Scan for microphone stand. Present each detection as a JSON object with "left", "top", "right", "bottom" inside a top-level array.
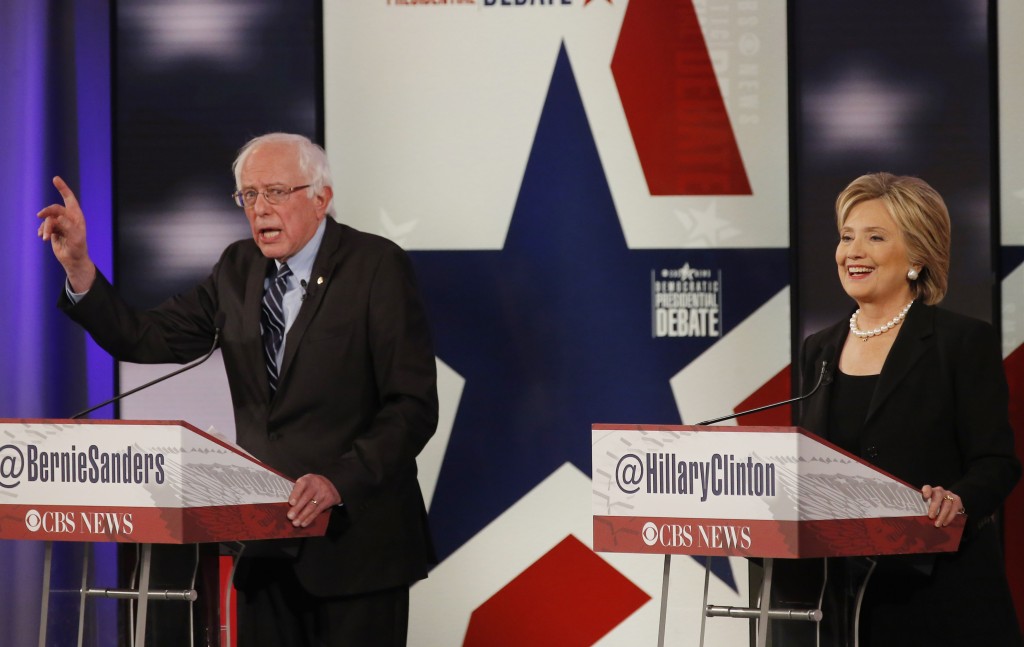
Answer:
[
  {"left": 71, "top": 324, "right": 223, "bottom": 419},
  {"left": 59, "top": 318, "right": 223, "bottom": 647},
  {"left": 683, "top": 356, "right": 833, "bottom": 647},
  {"left": 696, "top": 359, "right": 831, "bottom": 426}
]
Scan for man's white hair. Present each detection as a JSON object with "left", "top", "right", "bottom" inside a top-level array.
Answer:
[{"left": 232, "top": 132, "right": 335, "bottom": 216}]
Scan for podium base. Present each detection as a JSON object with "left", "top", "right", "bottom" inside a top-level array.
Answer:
[
  {"left": 655, "top": 555, "right": 838, "bottom": 647},
  {"left": 37, "top": 542, "right": 220, "bottom": 647}
]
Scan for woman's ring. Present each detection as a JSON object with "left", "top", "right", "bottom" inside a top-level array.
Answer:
[
  {"left": 310, "top": 499, "right": 318, "bottom": 506},
  {"left": 942, "top": 494, "right": 955, "bottom": 502}
]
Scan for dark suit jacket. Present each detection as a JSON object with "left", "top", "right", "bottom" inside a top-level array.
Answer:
[
  {"left": 789, "top": 303, "right": 1022, "bottom": 645},
  {"left": 61, "top": 218, "right": 439, "bottom": 597},
  {"left": 798, "top": 303, "right": 1019, "bottom": 523}
]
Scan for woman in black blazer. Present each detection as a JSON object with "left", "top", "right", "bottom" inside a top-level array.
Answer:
[{"left": 779, "top": 173, "right": 1021, "bottom": 646}]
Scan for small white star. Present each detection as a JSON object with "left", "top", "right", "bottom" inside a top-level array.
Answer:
[
  {"left": 379, "top": 207, "right": 418, "bottom": 246},
  {"left": 674, "top": 201, "right": 742, "bottom": 246}
]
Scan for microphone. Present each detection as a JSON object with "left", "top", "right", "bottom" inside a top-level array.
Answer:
[
  {"left": 300, "top": 277, "right": 321, "bottom": 301},
  {"left": 696, "top": 346, "right": 834, "bottom": 426},
  {"left": 71, "top": 312, "right": 227, "bottom": 419}
]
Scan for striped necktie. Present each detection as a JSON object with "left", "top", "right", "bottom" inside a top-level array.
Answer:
[{"left": 261, "top": 263, "right": 292, "bottom": 395}]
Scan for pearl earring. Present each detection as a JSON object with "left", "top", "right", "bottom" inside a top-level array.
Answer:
[{"left": 907, "top": 268, "right": 919, "bottom": 281}]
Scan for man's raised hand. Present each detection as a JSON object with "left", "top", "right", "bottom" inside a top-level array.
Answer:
[{"left": 37, "top": 176, "right": 96, "bottom": 293}]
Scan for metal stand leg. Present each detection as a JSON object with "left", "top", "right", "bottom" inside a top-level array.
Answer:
[
  {"left": 224, "top": 542, "right": 246, "bottom": 647},
  {"left": 816, "top": 559, "right": 829, "bottom": 647},
  {"left": 188, "top": 544, "right": 199, "bottom": 647},
  {"left": 77, "top": 546, "right": 91, "bottom": 647},
  {"left": 705, "top": 557, "right": 822, "bottom": 645},
  {"left": 32, "top": 542, "right": 197, "bottom": 647},
  {"left": 657, "top": 554, "right": 671, "bottom": 647},
  {"left": 39, "top": 542, "right": 53, "bottom": 647},
  {"left": 134, "top": 543, "right": 152, "bottom": 647},
  {"left": 698, "top": 556, "right": 711, "bottom": 647},
  {"left": 755, "top": 558, "right": 774, "bottom": 647},
  {"left": 128, "top": 545, "right": 139, "bottom": 647},
  {"left": 852, "top": 558, "right": 876, "bottom": 647},
  {"left": 78, "top": 543, "right": 196, "bottom": 647}
]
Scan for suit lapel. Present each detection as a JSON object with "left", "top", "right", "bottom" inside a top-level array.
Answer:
[
  {"left": 278, "top": 219, "right": 345, "bottom": 385},
  {"left": 866, "top": 303, "right": 934, "bottom": 423}
]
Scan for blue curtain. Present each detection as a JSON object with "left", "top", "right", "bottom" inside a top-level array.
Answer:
[{"left": 0, "top": 0, "right": 115, "bottom": 644}]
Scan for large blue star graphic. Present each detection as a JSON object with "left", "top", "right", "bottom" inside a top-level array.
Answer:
[{"left": 410, "top": 45, "right": 789, "bottom": 586}]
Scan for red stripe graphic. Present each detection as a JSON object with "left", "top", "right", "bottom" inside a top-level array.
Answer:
[
  {"left": 0, "top": 503, "right": 325, "bottom": 544},
  {"left": 1003, "top": 345, "right": 1024, "bottom": 630},
  {"left": 594, "top": 515, "right": 963, "bottom": 559},
  {"left": 464, "top": 535, "right": 649, "bottom": 647},
  {"left": 611, "top": 0, "right": 752, "bottom": 196},
  {"left": 735, "top": 364, "right": 793, "bottom": 427}
]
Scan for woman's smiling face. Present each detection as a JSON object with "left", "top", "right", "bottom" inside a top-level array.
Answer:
[{"left": 835, "top": 198, "right": 916, "bottom": 310}]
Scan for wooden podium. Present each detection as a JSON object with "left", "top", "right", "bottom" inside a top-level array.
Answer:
[
  {"left": 0, "top": 418, "right": 328, "bottom": 647},
  {"left": 591, "top": 424, "right": 965, "bottom": 647}
]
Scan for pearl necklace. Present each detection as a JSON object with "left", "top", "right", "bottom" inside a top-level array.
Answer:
[{"left": 849, "top": 300, "right": 914, "bottom": 341}]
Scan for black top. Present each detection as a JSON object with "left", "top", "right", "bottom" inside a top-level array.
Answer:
[{"left": 827, "top": 370, "right": 878, "bottom": 454}]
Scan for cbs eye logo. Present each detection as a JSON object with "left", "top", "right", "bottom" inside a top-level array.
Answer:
[
  {"left": 641, "top": 522, "right": 659, "bottom": 546},
  {"left": 25, "top": 509, "right": 42, "bottom": 532}
]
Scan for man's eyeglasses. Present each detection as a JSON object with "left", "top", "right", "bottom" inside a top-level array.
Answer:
[{"left": 232, "top": 185, "right": 311, "bottom": 208}]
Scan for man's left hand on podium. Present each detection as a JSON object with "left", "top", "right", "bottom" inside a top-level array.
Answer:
[{"left": 287, "top": 474, "right": 342, "bottom": 528}]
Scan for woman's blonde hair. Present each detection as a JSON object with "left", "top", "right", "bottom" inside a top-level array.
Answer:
[{"left": 835, "top": 172, "right": 951, "bottom": 305}]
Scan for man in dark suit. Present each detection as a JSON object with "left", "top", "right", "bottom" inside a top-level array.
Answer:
[{"left": 37, "top": 132, "right": 439, "bottom": 646}]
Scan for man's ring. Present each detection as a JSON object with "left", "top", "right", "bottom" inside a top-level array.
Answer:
[
  {"left": 943, "top": 494, "right": 955, "bottom": 502},
  {"left": 310, "top": 499, "right": 318, "bottom": 506}
]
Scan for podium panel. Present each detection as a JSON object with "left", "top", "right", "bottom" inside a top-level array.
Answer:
[
  {"left": 592, "top": 424, "right": 963, "bottom": 559},
  {"left": 0, "top": 418, "right": 327, "bottom": 647},
  {"left": 0, "top": 418, "right": 327, "bottom": 543},
  {"left": 592, "top": 424, "right": 968, "bottom": 647}
]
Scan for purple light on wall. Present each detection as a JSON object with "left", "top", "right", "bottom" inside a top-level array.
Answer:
[
  {"left": 0, "top": 1, "right": 116, "bottom": 645},
  {"left": 74, "top": 0, "right": 115, "bottom": 417},
  {"left": 1, "top": 2, "right": 51, "bottom": 418}
]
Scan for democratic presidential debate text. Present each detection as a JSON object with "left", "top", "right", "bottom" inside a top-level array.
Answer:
[{"left": 652, "top": 264, "right": 723, "bottom": 338}]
